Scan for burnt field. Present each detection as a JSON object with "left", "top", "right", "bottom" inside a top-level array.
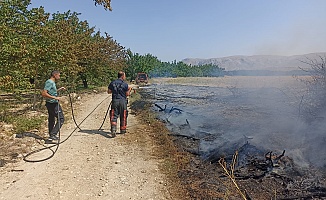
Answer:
[{"left": 142, "top": 76, "right": 326, "bottom": 199}]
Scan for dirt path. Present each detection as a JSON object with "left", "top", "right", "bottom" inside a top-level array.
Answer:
[{"left": 0, "top": 92, "right": 171, "bottom": 200}]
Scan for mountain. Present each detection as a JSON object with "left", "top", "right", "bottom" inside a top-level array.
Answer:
[{"left": 182, "top": 52, "right": 326, "bottom": 71}]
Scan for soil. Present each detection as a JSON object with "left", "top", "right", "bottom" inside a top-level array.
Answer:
[
  {"left": 149, "top": 77, "right": 326, "bottom": 200},
  {"left": 0, "top": 90, "right": 186, "bottom": 200},
  {"left": 1, "top": 77, "right": 326, "bottom": 200}
]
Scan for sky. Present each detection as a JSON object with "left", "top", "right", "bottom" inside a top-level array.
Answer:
[{"left": 29, "top": 0, "right": 326, "bottom": 62}]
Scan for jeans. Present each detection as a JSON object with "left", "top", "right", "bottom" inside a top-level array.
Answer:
[{"left": 45, "top": 102, "right": 64, "bottom": 136}]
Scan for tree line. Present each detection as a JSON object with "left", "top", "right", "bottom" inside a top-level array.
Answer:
[
  {"left": 0, "top": 0, "right": 225, "bottom": 94},
  {"left": 126, "top": 51, "right": 225, "bottom": 80},
  {"left": 0, "top": 0, "right": 127, "bottom": 93}
]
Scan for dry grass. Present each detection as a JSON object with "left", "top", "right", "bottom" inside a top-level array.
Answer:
[
  {"left": 0, "top": 88, "right": 107, "bottom": 168},
  {"left": 0, "top": 93, "right": 49, "bottom": 168},
  {"left": 4, "top": 83, "right": 320, "bottom": 199},
  {"left": 132, "top": 77, "right": 326, "bottom": 199},
  {"left": 152, "top": 76, "right": 308, "bottom": 89},
  {"left": 130, "top": 97, "right": 192, "bottom": 199},
  {"left": 1, "top": 88, "right": 203, "bottom": 198},
  {"left": 129, "top": 89, "right": 254, "bottom": 199},
  {"left": 219, "top": 151, "right": 248, "bottom": 200}
]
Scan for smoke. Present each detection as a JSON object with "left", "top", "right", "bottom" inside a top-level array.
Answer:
[
  {"left": 152, "top": 76, "right": 326, "bottom": 168},
  {"left": 253, "top": 15, "right": 326, "bottom": 56}
]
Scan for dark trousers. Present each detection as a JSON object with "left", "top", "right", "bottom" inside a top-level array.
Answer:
[
  {"left": 45, "top": 102, "right": 64, "bottom": 136},
  {"left": 110, "top": 99, "right": 128, "bottom": 131}
]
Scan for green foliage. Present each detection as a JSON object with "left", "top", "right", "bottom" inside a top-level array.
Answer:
[
  {"left": 125, "top": 50, "right": 161, "bottom": 80},
  {"left": 10, "top": 115, "right": 46, "bottom": 134},
  {"left": 0, "top": 0, "right": 127, "bottom": 92},
  {"left": 125, "top": 51, "right": 225, "bottom": 79},
  {"left": 149, "top": 60, "right": 225, "bottom": 78},
  {"left": 94, "top": 0, "right": 112, "bottom": 11},
  {"left": 0, "top": 0, "right": 223, "bottom": 93},
  {"left": 0, "top": 101, "right": 45, "bottom": 134},
  {"left": 0, "top": 0, "right": 129, "bottom": 136},
  {"left": 0, "top": 103, "right": 9, "bottom": 122}
]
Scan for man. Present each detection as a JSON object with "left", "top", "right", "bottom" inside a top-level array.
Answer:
[
  {"left": 41, "top": 70, "right": 66, "bottom": 141},
  {"left": 108, "top": 71, "right": 131, "bottom": 137}
]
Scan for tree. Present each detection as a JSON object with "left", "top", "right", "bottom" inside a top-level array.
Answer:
[
  {"left": 94, "top": 0, "right": 112, "bottom": 11},
  {"left": 150, "top": 61, "right": 175, "bottom": 77},
  {"left": 299, "top": 56, "right": 326, "bottom": 122},
  {"left": 0, "top": 0, "right": 127, "bottom": 93},
  {"left": 125, "top": 51, "right": 160, "bottom": 81},
  {"left": 0, "top": 0, "right": 46, "bottom": 92},
  {"left": 148, "top": 60, "right": 225, "bottom": 78}
]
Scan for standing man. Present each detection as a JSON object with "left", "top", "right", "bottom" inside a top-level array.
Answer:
[
  {"left": 41, "top": 70, "right": 65, "bottom": 141},
  {"left": 108, "top": 71, "right": 131, "bottom": 137}
]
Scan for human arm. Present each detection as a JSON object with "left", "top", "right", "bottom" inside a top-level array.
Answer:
[
  {"left": 108, "top": 81, "right": 113, "bottom": 94},
  {"left": 41, "top": 89, "right": 61, "bottom": 101},
  {"left": 126, "top": 86, "right": 132, "bottom": 96}
]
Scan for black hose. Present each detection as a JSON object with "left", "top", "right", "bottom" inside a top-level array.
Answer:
[
  {"left": 23, "top": 91, "right": 110, "bottom": 163},
  {"left": 23, "top": 101, "right": 62, "bottom": 162},
  {"left": 98, "top": 100, "right": 112, "bottom": 131},
  {"left": 67, "top": 90, "right": 110, "bottom": 131},
  {"left": 68, "top": 92, "right": 82, "bottom": 131}
]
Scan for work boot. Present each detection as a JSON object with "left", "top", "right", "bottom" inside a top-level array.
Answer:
[
  {"left": 49, "top": 134, "right": 59, "bottom": 141},
  {"left": 120, "top": 129, "right": 126, "bottom": 134},
  {"left": 111, "top": 126, "right": 117, "bottom": 138}
]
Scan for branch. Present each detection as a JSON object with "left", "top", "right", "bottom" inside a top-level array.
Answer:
[
  {"left": 218, "top": 152, "right": 248, "bottom": 200},
  {"left": 94, "top": 0, "right": 112, "bottom": 11},
  {"left": 168, "top": 133, "right": 200, "bottom": 140}
]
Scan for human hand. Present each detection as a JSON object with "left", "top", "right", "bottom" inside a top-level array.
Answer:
[{"left": 58, "top": 87, "right": 66, "bottom": 91}]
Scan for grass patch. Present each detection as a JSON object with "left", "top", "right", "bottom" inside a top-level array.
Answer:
[
  {"left": 10, "top": 115, "right": 46, "bottom": 134},
  {"left": 0, "top": 100, "right": 46, "bottom": 136}
]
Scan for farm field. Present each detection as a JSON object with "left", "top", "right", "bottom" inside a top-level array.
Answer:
[{"left": 148, "top": 76, "right": 326, "bottom": 199}]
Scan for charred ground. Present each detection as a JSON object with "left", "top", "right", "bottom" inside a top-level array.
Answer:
[{"left": 140, "top": 77, "right": 326, "bottom": 200}]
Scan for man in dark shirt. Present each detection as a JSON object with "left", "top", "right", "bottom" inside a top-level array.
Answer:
[{"left": 108, "top": 71, "right": 131, "bottom": 137}]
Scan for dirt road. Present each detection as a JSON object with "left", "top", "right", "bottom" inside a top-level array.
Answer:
[{"left": 0, "top": 92, "right": 171, "bottom": 200}]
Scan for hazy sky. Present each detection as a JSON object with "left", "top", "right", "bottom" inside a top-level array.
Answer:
[{"left": 30, "top": 0, "right": 326, "bottom": 62}]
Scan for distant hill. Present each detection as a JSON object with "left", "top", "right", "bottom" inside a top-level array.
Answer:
[{"left": 182, "top": 52, "right": 326, "bottom": 71}]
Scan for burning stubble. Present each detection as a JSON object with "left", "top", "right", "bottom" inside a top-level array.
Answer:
[{"left": 151, "top": 76, "right": 325, "bottom": 168}]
